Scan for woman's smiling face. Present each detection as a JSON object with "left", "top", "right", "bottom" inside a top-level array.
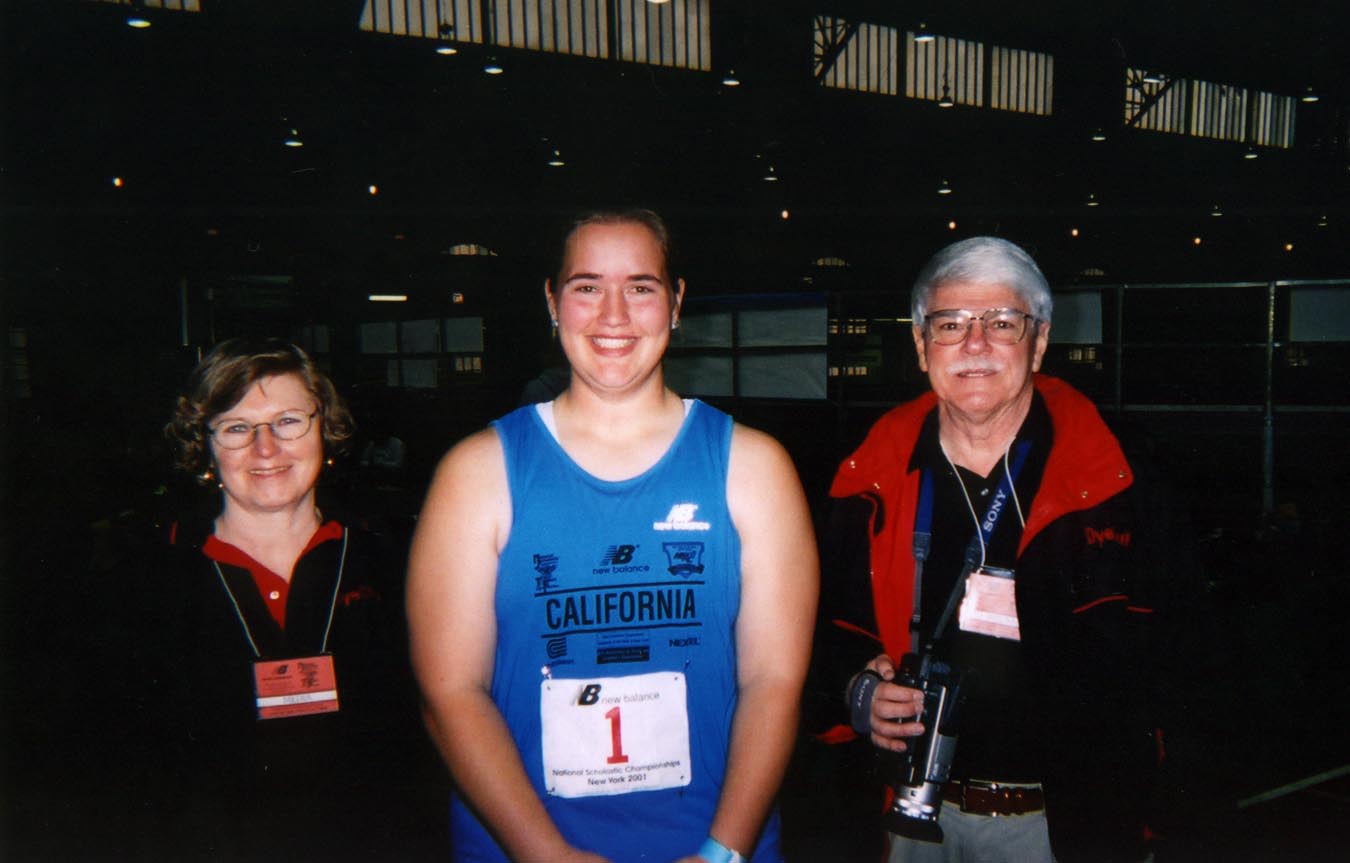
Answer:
[{"left": 548, "top": 220, "right": 683, "bottom": 399}]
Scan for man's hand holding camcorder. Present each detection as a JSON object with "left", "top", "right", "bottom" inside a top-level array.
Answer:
[{"left": 858, "top": 654, "right": 927, "bottom": 753}]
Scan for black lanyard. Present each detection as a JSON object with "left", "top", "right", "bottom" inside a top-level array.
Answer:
[{"left": 910, "top": 441, "right": 1031, "bottom": 653}]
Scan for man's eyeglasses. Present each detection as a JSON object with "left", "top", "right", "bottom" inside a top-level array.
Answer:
[
  {"left": 924, "top": 308, "right": 1037, "bottom": 346},
  {"left": 209, "top": 410, "right": 319, "bottom": 449}
]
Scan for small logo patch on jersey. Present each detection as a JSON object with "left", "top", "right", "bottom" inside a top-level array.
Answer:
[
  {"left": 534, "top": 553, "right": 560, "bottom": 592},
  {"left": 653, "top": 503, "right": 710, "bottom": 531},
  {"left": 663, "top": 542, "right": 706, "bottom": 576},
  {"left": 602, "top": 544, "right": 637, "bottom": 565}
]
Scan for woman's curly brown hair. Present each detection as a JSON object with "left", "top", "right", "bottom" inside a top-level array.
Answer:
[{"left": 165, "top": 338, "right": 355, "bottom": 484}]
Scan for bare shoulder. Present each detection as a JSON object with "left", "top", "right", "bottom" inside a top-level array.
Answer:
[
  {"left": 728, "top": 421, "right": 798, "bottom": 478},
  {"left": 726, "top": 421, "right": 808, "bottom": 525},
  {"left": 419, "top": 427, "right": 506, "bottom": 502},
  {"left": 413, "top": 425, "right": 511, "bottom": 555}
]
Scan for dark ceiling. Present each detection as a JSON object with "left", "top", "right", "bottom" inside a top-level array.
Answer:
[{"left": 3, "top": 0, "right": 1349, "bottom": 307}]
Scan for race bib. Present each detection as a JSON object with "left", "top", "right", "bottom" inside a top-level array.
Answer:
[
  {"left": 540, "top": 671, "right": 691, "bottom": 798},
  {"left": 958, "top": 568, "right": 1021, "bottom": 641}
]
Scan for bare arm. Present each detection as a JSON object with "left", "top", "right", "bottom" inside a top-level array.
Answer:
[
  {"left": 406, "top": 429, "right": 606, "bottom": 863},
  {"left": 687, "top": 425, "right": 819, "bottom": 860}
]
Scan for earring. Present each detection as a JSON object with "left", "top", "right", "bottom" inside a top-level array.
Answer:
[
  {"left": 551, "top": 317, "right": 559, "bottom": 340},
  {"left": 671, "top": 318, "right": 680, "bottom": 331}
]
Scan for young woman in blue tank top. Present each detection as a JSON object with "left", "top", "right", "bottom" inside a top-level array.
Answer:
[{"left": 407, "top": 210, "right": 818, "bottom": 863}]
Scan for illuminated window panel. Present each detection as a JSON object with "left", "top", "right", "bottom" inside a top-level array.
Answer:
[
  {"left": 492, "top": 0, "right": 608, "bottom": 58},
  {"left": 1124, "top": 69, "right": 1188, "bottom": 134},
  {"left": 813, "top": 16, "right": 899, "bottom": 96},
  {"left": 1125, "top": 69, "right": 1296, "bottom": 149},
  {"left": 614, "top": 0, "right": 710, "bottom": 71},
  {"left": 906, "top": 32, "right": 984, "bottom": 108},
  {"left": 94, "top": 0, "right": 200, "bottom": 10},
  {"left": 361, "top": 1, "right": 708, "bottom": 70},
  {"left": 1190, "top": 79, "right": 1248, "bottom": 142},
  {"left": 989, "top": 45, "right": 1053, "bottom": 115},
  {"left": 361, "top": 0, "right": 484, "bottom": 43},
  {"left": 1248, "top": 89, "right": 1296, "bottom": 148}
]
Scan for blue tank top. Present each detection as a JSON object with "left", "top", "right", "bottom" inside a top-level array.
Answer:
[{"left": 449, "top": 400, "right": 783, "bottom": 863}]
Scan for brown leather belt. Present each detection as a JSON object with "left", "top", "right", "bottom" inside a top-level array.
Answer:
[{"left": 942, "top": 780, "right": 1045, "bottom": 816}]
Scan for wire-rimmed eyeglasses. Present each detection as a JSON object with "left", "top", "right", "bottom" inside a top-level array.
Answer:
[
  {"left": 209, "top": 410, "right": 319, "bottom": 449},
  {"left": 924, "top": 308, "right": 1037, "bottom": 346}
]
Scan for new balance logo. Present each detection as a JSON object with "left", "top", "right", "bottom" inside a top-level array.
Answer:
[
  {"left": 601, "top": 545, "right": 637, "bottom": 566},
  {"left": 653, "top": 503, "right": 710, "bottom": 531}
]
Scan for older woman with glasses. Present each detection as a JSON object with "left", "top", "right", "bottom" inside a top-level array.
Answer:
[{"left": 110, "top": 337, "right": 436, "bottom": 860}]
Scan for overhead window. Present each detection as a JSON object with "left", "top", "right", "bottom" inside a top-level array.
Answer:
[
  {"left": 360, "top": 0, "right": 709, "bottom": 70},
  {"left": 813, "top": 16, "right": 1050, "bottom": 115},
  {"left": 92, "top": 0, "right": 201, "bottom": 10},
  {"left": 1125, "top": 68, "right": 1296, "bottom": 148},
  {"left": 906, "top": 31, "right": 984, "bottom": 108},
  {"left": 615, "top": 0, "right": 710, "bottom": 70},
  {"left": 989, "top": 45, "right": 1053, "bottom": 115},
  {"left": 1247, "top": 89, "right": 1296, "bottom": 148},
  {"left": 813, "top": 16, "right": 899, "bottom": 96}
]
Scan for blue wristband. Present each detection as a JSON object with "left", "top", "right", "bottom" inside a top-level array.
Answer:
[{"left": 698, "top": 836, "right": 745, "bottom": 863}]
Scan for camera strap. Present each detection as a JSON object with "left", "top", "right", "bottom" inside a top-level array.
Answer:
[{"left": 911, "top": 441, "right": 1031, "bottom": 653}]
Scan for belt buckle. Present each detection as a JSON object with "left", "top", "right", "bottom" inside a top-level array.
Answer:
[
  {"left": 961, "top": 780, "right": 1018, "bottom": 817},
  {"left": 960, "top": 779, "right": 994, "bottom": 816}
]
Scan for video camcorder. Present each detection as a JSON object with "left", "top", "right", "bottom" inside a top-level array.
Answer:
[{"left": 850, "top": 652, "right": 966, "bottom": 843}]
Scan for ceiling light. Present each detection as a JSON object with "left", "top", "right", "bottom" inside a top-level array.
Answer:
[
  {"left": 1142, "top": 70, "right": 1166, "bottom": 85},
  {"left": 936, "top": 179, "right": 952, "bottom": 195},
  {"left": 722, "top": 68, "right": 740, "bottom": 87},
  {"left": 1193, "top": 236, "right": 1202, "bottom": 246},
  {"left": 780, "top": 210, "right": 790, "bottom": 220},
  {"left": 111, "top": 176, "right": 124, "bottom": 188},
  {"left": 126, "top": 17, "right": 152, "bottom": 29},
  {"left": 283, "top": 129, "right": 303, "bottom": 147},
  {"left": 484, "top": 57, "right": 504, "bottom": 75},
  {"left": 938, "top": 88, "right": 954, "bottom": 108},
  {"left": 1284, "top": 243, "right": 1294, "bottom": 252},
  {"left": 1091, "top": 127, "right": 1107, "bottom": 142},
  {"left": 1210, "top": 204, "right": 1223, "bottom": 217},
  {"left": 1085, "top": 192, "right": 1099, "bottom": 207},
  {"left": 368, "top": 185, "right": 379, "bottom": 196},
  {"left": 1243, "top": 146, "right": 1258, "bottom": 160},
  {"left": 435, "top": 45, "right": 458, "bottom": 56},
  {"left": 1070, "top": 227, "right": 1080, "bottom": 237},
  {"left": 1301, "top": 86, "right": 1319, "bottom": 103},
  {"left": 547, "top": 149, "right": 565, "bottom": 167},
  {"left": 947, "top": 220, "right": 957, "bottom": 230},
  {"left": 914, "top": 23, "right": 935, "bottom": 44},
  {"left": 1317, "top": 214, "right": 1329, "bottom": 228},
  {"left": 368, "top": 294, "right": 408, "bottom": 302},
  {"left": 763, "top": 165, "right": 779, "bottom": 182}
]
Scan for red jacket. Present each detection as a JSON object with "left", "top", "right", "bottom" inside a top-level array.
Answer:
[
  {"left": 829, "top": 374, "right": 1134, "bottom": 661},
  {"left": 821, "top": 375, "right": 1193, "bottom": 862}
]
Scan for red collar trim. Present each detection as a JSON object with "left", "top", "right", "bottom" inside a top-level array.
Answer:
[{"left": 202, "top": 520, "right": 344, "bottom": 629}]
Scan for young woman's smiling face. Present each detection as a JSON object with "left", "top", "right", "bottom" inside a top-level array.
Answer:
[{"left": 548, "top": 221, "right": 683, "bottom": 399}]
